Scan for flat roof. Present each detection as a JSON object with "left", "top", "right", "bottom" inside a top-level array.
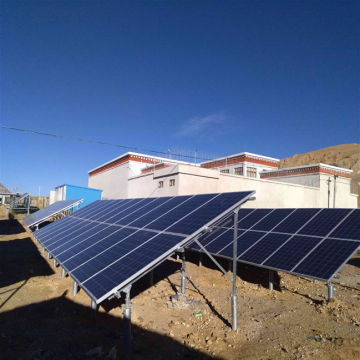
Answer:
[
  {"left": 261, "top": 163, "right": 353, "bottom": 174},
  {"left": 55, "top": 184, "right": 103, "bottom": 192},
  {"left": 200, "top": 151, "right": 280, "bottom": 165},
  {"left": 88, "top": 151, "right": 194, "bottom": 173}
]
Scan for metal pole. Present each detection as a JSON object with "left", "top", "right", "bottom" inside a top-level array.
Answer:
[
  {"left": 269, "top": 270, "right": 274, "bottom": 291},
  {"left": 53, "top": 258, "right": 58, "bottom": 267},
  {"left": 328, "top": 281, "right": 334, "bottom": 300},
  {"left": 150, "top": 270, "right": 154, "bottom": 286},
  {"left": 232, "top": 208, "right": 239, "bottom": 331},
  {"left": 333, "top": 175, "right": 338, "bottom": 208},
  {"left": 123, "top": 288, "right": 132, "bottom": 360},
  {"left": 91, "top": 299, "right": 98, "bottom": 312},
  {"left": 327, "top": 177, "right": 331, "bottom": 208},
  {"left": 47, "top": 252, "right": 51, "bottom": 259},
  {"left": 73, "top": 280, "right": 79, "bottom": 296},
  {"left": 198, "top": 253, "right": 202, "bottom": 267},
  {"left": 181, "top": 252, "right": 186, "bottom": 294},
  {"left": 42, "top": 246, "right": 45, "bottom": 252},
  {"left": 61, "top": 268, "right": 67, "bottom": 277}
]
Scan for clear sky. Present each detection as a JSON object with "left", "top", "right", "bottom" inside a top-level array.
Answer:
[{"left": 0, "top": 1, "right": 359, "bottom": 196}]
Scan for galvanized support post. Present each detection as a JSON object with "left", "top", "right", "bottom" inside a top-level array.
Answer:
[
  {"left": 150, "top": 270, "right": 154, "bottom": 286},
  {"left": 47, "top": 252, "right": 51, "bottom": 259},
  {"left": 73, "top": 280, "right": 79, "bottom": 296},
  {"left": 176, "top": 253, "right": 179, "bottom": 261},
  {"left": 313, "top": 279, "right": 317, "bottom": 284},
  {"left": 198, "top": 253, "right": 202, "bottom": 267},
  {"left": 269, "top": 270, "right": 274, "bottom": 291},
  {"left": 181, "top": 251, "right": 186, "bottom": 294},
  {"left": 328, "top": 281, "right": 334, "bottom": 300},
  {"left": 42, "top": 246, "right": 45, "bottom": 252},
  {"left": 231, "top": 208, "right": 239, "bottom": 331},
  {"left": 61, "top": 268, "right": 67, "bottom": 277},
  {"left": 122, "top": 287, "right": 132, "bottom": 360},
  {"left": 91, "top": 299, "right": 98, "bottom": 312},
  {"left": 53, "top": 258, "right": 58, "bottom": 267}
]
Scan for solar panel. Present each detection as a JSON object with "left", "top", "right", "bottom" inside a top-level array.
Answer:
[
  {"left": 23, "top": 199, "right": 83, "bottom": 228},
  {"left": 32, "top": 191, "right": 254, "bottom": 303},
  {"left": 189, "top": 208, "right": 360, "bottom": 282},
  {"left": 6, "top": 193, "right": 30, "bottom": 209}
]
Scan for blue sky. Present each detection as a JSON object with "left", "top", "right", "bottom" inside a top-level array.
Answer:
[{"left": 0, "top": 1, "right": 359, "bottom": 196}]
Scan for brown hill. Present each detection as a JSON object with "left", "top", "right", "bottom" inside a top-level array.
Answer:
[{"left": 279, "top": 143, "right": 360, "bottom": 182}]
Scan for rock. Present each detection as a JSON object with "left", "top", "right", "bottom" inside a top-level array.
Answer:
[
  {"left": 104, "top": 346, "right": 117, "bottom": 360},
  {"left": 85, "top": 347, "right": 102, "bottom": 357},
  {"left": 137, "top": 317, "right": 144, "bottom": 323}
]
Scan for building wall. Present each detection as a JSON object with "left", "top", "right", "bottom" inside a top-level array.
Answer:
[
  {"left": 88, "top": 162, "right": 358, "bottom": 208},
  {"left": 88, "top": 162, "right": 129, "bottom": 199},
  {"left": 263, "top": 173, "right": 320, "bottom": 187},
  {"left": 65, "top": 185, "right": 102, "bottom": 207}
]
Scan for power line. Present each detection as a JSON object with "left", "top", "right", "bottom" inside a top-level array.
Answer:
[{"left": 0, "top": 125, "right": 209, "bottom": 162}]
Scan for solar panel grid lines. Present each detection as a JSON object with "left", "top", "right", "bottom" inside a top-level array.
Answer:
[
  {"left": 41, "top": 198, "right": 158, "bottom": 249},
  {"left": 327, "top": 210, "right": 360, "bottom": 240},
  {"left": 218, "top": 208, "right": 277, "bottom": 258},
  {"left": 23, "top": 199, "right": 83, "bottom": 228},
  {"left": 289, "top": 208, "right": 356, "bottom": 273},
  {"left": 298, "top": 208, "right": 352, "bottom": 237},
  {"left": 66, "top": 194, "right": 211, "bottom": 279},
  {"left": 37, "top": 201, "right": 116, "bottom": 244},
  {"left": 259, "top": 208, "right": 324, "bottom": 266},
  {"left": 291, "top": 239, "right": 360, "bottom": 281},
  {"left": 32, "top": 191, "right": 255, "bottom": 303},
  {"left": 52, "top": 196, "right": 188, "bottom": 271},
  {"left": 252, "top": 208, "right": 296, "bottom": 232}
]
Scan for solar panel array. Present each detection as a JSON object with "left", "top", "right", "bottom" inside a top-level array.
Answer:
[
  {"left": 23, "top": 199, "right": 83, "bottom": 228},
  {"left": 6, "top": 193, "right": 30, "bottom": 209},
  {"left": 31, "top": 191, "right": 254, "bottom": 303},
  {"left": 189, "top": 208, "right": 360, "bottom": 281}
]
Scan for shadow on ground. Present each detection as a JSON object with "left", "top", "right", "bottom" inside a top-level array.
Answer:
[
  {"left": 0, "top": 219, "right": 26, "bottom": 235},
  {"left": 186, "top": 250, "right": 281, "bottom": 291},
  {"left": 0, "top": 236, "right": 54, "bottom": 289},
  {"left": 0, "top": 291, "right": 223, "bottom": 360},
  {"left": 347, "top": 257, "right": 360, "bottom": 269}
]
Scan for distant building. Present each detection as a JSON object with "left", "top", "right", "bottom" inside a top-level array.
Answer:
[
  {"left": 88, "top": 151, "right": 357, "bottom": 208},
  {"left": 54, "top": 184, "right": 103, "bottom": 207},
  {"left": 0, "top": 182, "right": 15, "bottom": 204}
]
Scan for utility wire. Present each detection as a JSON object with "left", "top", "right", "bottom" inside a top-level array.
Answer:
[{"left": 0, "top": 125, "right": 211, "bottom": 162}]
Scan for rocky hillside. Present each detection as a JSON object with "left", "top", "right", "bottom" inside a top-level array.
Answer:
[{"left": 279, "top": 143, "right": 360, "bottom": 182}]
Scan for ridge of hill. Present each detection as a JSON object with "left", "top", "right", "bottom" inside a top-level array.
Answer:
[{"left": 279, "top": 143, "right": 360, "bottom": 182}]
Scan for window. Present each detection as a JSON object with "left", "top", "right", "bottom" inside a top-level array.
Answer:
[
  {"left": 246, "top": 167, "right": 257, "bottom": 178},
  {"left": 220, "top": 169, "right": 229, "bottom": 174},
  {"left": 234, "top": 167, "right": 243, "bottom": 176},
  {"left": 169, "top": 179, "right": 175, "bottom": 186},
  {"left": 158, "top": 181, "right": 163, "bottom": 188}
]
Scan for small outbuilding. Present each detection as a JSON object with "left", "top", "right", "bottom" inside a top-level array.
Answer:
[{"left": 55, "top": 184, "right": 102, "bottom": 207}]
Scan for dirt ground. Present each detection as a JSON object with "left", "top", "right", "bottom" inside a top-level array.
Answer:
[{"left": 1, "top": 208, "right": 360, "bottom": 360}]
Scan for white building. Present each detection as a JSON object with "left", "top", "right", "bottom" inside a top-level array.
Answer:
[{"left": 88, "top": 151, "right": 358, "bottom": 208}]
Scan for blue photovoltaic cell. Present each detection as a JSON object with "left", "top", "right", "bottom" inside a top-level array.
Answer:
[
  {"left": 219, "top": 230, "right": 265, "bottom": 258},
  {"left": 293, "top": 239, "right": 360, "bottom": 280},
  {"left": 190, "top": 228, "right": 229, "bottom": 251},
  {"left": 237, "top": 209, "right": 273, "bottom": 230},
  {"left": 116, "top": 198, "right": 171, "bottom": 226},
  {"left": 147, "top": 194, "right": 216, "bottom": 232},
  {"left": 252, "top": 209, "right": 294, "bottom": 232},
  {"left": 70, "top": 229, "right": 158, "bottom": 282},
  {"left": 328, "top": 210, "right": 360, "bottom": 241},
  {"left": 129, "top": 196, "right": 192, "bottom": 228},
  {"left": 298, "top": 209, "right": 351, "bottom": 237},
  {"left": 47, "top": 222, "right": 110, "bottom": 253},
  {"left": 23, "top": 199, "right": 82, "bottom": 227},
  {"left": 263, "top": 235, "right": 321, "bottom": 271},
  {"left": 59, "top": 226, "right": 136, "bottom": 265},
  {"left": 239, "top": 233, "right": 290, "bottom": 264},
  {"left": 72, "top": 200, "right": 119, "bottom": 220},
  {"left": 272, "top": 208, "right": 320, "bottom": 234},
  {"left": 41, "top": 219, "right": 92, "bottom": 247},
  {"left": 168, "top": 192, "right": 253, "bottom": 235},
  {"left": 94, "top": 198, "right": 147, "bottom": 223},
  {"left": 82, "top": 233, "right": 184, "bottom": 300},
  {"left": 35, "top": 217, "right": 78, "bottom": 242},
  {"left": 206, "top": 230, "right": 245, "bottom": 254}
]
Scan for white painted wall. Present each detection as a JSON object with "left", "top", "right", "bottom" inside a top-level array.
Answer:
[
  {"left": 49, "top": 190, "right": 56, "bottom": 205},
  {"left": 88, "top": 162, "right": 129, "bottom": 199},
  {"left": 88, "top": 162, "right": 358, "bottom": 208},
  {"left": 264, "top": 174, "right": 320, "bottom": 187}
]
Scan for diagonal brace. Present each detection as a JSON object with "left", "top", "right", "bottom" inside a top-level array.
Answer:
[{"left": 194, "top": 238, "right": 233, "bottom": 282}]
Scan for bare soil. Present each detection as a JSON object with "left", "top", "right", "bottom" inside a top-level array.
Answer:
[{"left": 1, "top": 212, "right": 360, "bottom": 360}]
